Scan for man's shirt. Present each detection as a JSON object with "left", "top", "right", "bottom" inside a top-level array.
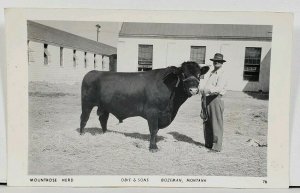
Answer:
[{"left": 203, "top": 66, "right": 227, "bottom": 96}]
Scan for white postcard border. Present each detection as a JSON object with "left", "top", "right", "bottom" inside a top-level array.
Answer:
[{"left": 5, "top": 9, "right": 292, "bottom": 188}]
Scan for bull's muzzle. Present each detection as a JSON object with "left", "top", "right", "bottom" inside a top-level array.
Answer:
[{"left": 189, "top": 88, "right": 199, "bottom": 95}]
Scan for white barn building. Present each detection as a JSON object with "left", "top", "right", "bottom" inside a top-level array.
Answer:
[
  {"left": 117, "top": 23, "right": 272, "bottom": 92},
  {"left": 27, "top": 21, "right": 117, "bottom": 84}
]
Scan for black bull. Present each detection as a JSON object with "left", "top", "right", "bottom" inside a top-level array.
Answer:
[{"left": 80, "top": 61, "right": 209, "bottom": 151}]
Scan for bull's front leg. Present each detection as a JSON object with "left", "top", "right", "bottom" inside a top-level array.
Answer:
[{"left": 147, "top": 113, "right": 159, "bottom": 152}]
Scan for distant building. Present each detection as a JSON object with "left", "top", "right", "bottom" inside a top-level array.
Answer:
[
  {"left": 27, "top": 21, "right": 117, "bottom": 84},
  {"left": 117, "top": 23, "right": 272, "bottom": 92}
]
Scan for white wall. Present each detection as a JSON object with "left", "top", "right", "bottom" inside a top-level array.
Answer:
[
  {"left": 95, "top": 54, "right": 103, "bottom": 70},
  {"left": 117, "top": 37, "right": 271, "bottom": 92},
  {"left": 102, "top": 56, "right": 110, "bottom": 71},
  {"left": 28, "top": 41, "right": 107, "bottom": 84}
]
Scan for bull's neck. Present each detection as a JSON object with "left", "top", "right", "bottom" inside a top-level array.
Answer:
[{"left": 170, "top": 83, "right": 188, "bottom": 120}]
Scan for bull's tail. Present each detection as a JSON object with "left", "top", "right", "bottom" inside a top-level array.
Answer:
[{"left": 79, "top": 71, "right": 98, "bottom": 134}]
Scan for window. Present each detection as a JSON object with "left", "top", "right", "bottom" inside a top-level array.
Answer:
[
  {"left": 102, "top": 55, "right": 105, "bottom": 70},
  {"left": 138, "top": 44, "right": 153, "bottom": 71},
  {"left": 190, "top": 46, "right": 206, "bottom": 64},
  {"left": 44, "top": 44, "right": 50, "bottom": 65},
  {"left": 60, "top": 47, "right": 63, "bottom": 67},
  {"left": 94, "top": 54, "right": 96, "bottom": 69},
  {"left": 243, "top": 47, "right": 262, "bottom": 81},
  {"left": 73, "top": 50, "right": 77, "bottom": 67},
  {"left": 84, "top": 52, "right": 87, "bottom": 68}
]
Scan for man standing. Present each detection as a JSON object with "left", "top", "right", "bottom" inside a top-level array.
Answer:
[{"left": 201, "top": 53, "right": 227, "bottom": 152}]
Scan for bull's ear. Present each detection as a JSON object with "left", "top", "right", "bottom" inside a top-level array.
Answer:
[
  {"left": 163, "top": 66, "right": 180, "bottom": 89},
  {"left": 200, "top": 66, "right": 210, "bottom": 75},
  {"left": 169, "top": 66, "right": 181, "bottom": 75},
  {"left": 163, "top": 66, "right": 180, "bottom": 80}
]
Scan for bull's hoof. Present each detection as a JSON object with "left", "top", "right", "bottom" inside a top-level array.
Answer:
[
  {"left": 80, "top": 132, "right": 85, "bottom": 135},
  {"left": 207, "top": 149, "right": 220, "bottom": 153},
  {"left": 149, "top": 144, "right": 159, "bottom": 153},
  {"left": 149, "top": 148, "right": 159, "bottom": 153}
]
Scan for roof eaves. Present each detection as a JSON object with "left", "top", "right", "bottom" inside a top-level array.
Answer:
[{"left": 119, "top": 34, "right": 272, "bottom": 41}]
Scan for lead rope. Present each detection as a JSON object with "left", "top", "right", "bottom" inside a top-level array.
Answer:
[
  {"left": 200, "top": 93, "right": 208, "bottom": 122},
  {"left": 181, "top": 73, "right": 207, "bottom": 121},
  {"left": 169, "top": 76, "right": 180, "bottom": 101},
  {"left": 175, "top": 76, "right": 180, "bottom": 87}
]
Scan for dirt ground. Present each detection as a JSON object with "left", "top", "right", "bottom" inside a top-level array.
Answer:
[{"left": 28, "top": 81, "right": 268, "bottom": 176}]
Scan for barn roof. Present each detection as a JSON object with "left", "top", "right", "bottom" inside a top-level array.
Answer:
[
  {"left": 27, "top": 21, "right": 117, "bottom": 56},
  {"left": 119, "top": 23, "right": 272, "bottom": 41}
]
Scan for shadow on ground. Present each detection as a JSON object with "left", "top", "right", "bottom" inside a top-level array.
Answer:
[
  {"left": 111, "top": 130, "right": 165, "bottom": 142},
  {"left": 76, "top": 127, "right": 165, "bottom": 142},
  {"left": 76, "top": 127, "right": 105, "bottom": 135},
  {"left": 29, "top": 91, "right": 75, "bottom": 98},
  {"left": 168, "top": 131, "right": 205, "bottom": 147},
  {"left": 243, "top": 91, "right": 269, "bottom": 100}
]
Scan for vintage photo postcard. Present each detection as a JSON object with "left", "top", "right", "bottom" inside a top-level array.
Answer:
[{"left": 5, "top": 9, "right": 292, "bottom": 188}]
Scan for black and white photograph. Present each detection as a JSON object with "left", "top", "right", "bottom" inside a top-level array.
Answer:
[
  {"left": 27, "top": 20, "right": 271, "bottom": 176},
  {"left": 5, "top": 9, "right": 292, "bottom": 188}
]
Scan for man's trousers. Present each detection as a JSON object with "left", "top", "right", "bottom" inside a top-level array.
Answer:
[{"left": 203, "top": 95, "right": 224, "bottom": 151}]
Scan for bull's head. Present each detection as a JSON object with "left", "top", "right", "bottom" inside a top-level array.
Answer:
[
  {"left": 163, "top": 61, "right": 210, "bottom": 97},
  {"left": 181, "top": 61, "right": 209, "bottom": 97}
]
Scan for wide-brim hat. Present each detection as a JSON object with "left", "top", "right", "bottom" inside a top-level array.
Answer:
[{"left": 210, "top": 53, "right": 226, "bottom": 63}]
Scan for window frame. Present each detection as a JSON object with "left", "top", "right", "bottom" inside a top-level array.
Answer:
[
  {"left": 138, "top": 44, "right": 153, "bottom": 71},
  {"left": 243, "top": 47, "right": 262, "bottom": 82},
  {"left": 190, "top": 46, "right": 206, "bottom": 64}
]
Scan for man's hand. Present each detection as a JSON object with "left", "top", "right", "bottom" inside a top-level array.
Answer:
[{"left": 200, "top": 88, "right": 211, "bottom": 95}]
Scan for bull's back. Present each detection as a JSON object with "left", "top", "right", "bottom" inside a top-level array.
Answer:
[{"left": 82, "top": 70, "right": 167, "bottom": 118}]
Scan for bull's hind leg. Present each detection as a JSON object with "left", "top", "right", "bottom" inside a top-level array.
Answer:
[
  {"left": 97, "top": 107, "right": 109, "bottom": 133},
  {"left": 80, "top": 104, "right": 93, "bottom": 134}
]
